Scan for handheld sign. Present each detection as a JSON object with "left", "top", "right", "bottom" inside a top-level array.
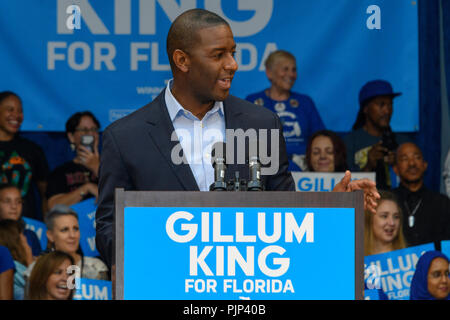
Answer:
[
  {"left": 73, "top": 278, "right": 112, "bottom": 300},
  {"left": 23, "top": 217, "right": 48, "bottom": 250},
  {"left": 71, "top": 198, "right": 99, "bottom": 257},
  {"left": 291, "top": 172, "right": 376, "bottom": 192},
  {"left": 364, "top": 243, "right": 435, "bottom": 300}
]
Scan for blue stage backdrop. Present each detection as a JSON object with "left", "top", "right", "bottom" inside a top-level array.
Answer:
[{"left": 0, "top": 0, "right": 418, "bottom": 132}]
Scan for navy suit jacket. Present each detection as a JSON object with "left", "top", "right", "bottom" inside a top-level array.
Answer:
[{"left": 95, "top": 90, "right": 294, "bottom": 267}]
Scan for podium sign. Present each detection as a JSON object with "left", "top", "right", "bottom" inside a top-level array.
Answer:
[{"left": 115, "top": 191, "right": 364, "bottom": 300}]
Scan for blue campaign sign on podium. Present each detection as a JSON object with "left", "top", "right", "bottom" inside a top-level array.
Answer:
[
  {"left": 124, "top": 207, "right": 356, "bottom": 300},
  {"left": 71, "top": 198, "right": 98, "bottom": 257}
]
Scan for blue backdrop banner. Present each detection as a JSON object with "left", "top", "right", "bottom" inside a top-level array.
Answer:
[
  {"left": 124, "top": 206, "right": 356, "bottom": 300},
  {"left": 364, "top": 243, "right": 435, "bottom": 300},
  {"left": 0, "top": 0, "right": 418, "bottom": 132}
]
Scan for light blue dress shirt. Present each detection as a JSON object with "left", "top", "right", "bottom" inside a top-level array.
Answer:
[{"left": 164, "top": 80, "right": 226, "bottom": 191}]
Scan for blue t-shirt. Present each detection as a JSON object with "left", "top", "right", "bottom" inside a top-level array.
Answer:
[
  {"left": 246, "top": 90, "right": 325, "bottom": 171},
  {"left": 0, "top": 245, "right": 15, "bottom": 273}
]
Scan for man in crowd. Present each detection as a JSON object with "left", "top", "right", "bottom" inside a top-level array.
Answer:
[
  {"left": 393, "top": 142, "right": 450, "bottom": 249},
  {"left": 95, "top": 9, "right": 379, "bottom": 269},
  {"left": 343, "top": 80, "right": 413, "bottom": 190}
]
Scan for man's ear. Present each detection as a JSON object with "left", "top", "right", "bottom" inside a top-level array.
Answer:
[{"left": 173, "top": 49, "right": 190, "bottom": 73}]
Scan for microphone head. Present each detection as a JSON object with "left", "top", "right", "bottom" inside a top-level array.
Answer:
[{"left": 211, "top": 141, "right": 226, "bottom": 166}]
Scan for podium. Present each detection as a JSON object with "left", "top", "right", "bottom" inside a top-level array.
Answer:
[{"left": 114, "top": 189, "right": 364, "bottom": 300}]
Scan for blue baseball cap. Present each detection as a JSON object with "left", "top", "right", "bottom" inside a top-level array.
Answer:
[{"left": 359, "top": 80, "right": 402, "bottom": 106}]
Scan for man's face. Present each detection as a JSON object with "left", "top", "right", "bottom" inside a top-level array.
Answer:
[
  {"left": 185, "top": 24, "right": 238, "bottom": 103},
  {"left": 394, "top": 143, "right": 428, "bottom": 185},
  {"left": 0, "top": 187, "right": 23, "bottom": 220},
  {"left": 364, "top": 95, "right": 393, "bottom": 130},
  {"left": 266, "top": 57, "right": 297, "bottom": 93}
]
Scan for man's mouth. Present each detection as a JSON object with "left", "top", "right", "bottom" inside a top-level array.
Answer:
[{"left": 218, "top": 77, "right": 232, "bottom": 89}]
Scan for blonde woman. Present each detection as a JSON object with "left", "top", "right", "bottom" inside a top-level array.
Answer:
[{"left": 364, "top": 191, "right": 407, "bottom": 256}]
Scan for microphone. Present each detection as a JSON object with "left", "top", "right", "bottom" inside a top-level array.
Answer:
[
  {"left": 247, "top": 155, "right": 263, "bottom": 191},
  {"left": 209, "top": 142, "right": 227, "bottom": 191}
]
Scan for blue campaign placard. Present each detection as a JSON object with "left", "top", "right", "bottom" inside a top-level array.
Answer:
[
  {"left": 364, "top": 243, "right": 435, "bottom": 300},
  {"left": 441, "top": 240, "right": 450, "bottom": 259},
  {"left": 71, "top": 198, "right": 98, "bottom": 257},
  {"left": 73, "top": 278, "right": 112, "bottom": 300},
  {"left": 124, "top": 207, "right": 356, "bottom": 300},
  {"left": 23, "top": 217, "right": 48, "bottom": 251}
]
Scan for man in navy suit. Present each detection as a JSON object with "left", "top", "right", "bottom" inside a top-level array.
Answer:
[{"left": 95, "top": 9, "right": 379, "bottom": 269}]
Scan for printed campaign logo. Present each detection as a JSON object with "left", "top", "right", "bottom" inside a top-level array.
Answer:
[
  {"left": 124, "top": 207, "right": 356, "bottom": 300},
  {"left": 291, "top": 172, "right": 376, "bottom": 192},
  {"left": 73, "top": 278, "right": 112, "bottom": 300},
  {"left": 71, "top": 198, "right": 98, "bottom": 257},
  {"left": 364, "top": 243, "right": 435, "bottom": 300}
]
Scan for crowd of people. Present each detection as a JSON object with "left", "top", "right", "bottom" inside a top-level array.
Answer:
[{"left": 1, "top": 8, "right": 449, "bottom": 300}]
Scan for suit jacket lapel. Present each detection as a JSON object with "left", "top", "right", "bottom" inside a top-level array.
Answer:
[{"left": 144, "top": 90, "right": 200, "bottom": 191}]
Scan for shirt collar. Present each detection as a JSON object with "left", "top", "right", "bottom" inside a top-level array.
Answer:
[{"left": 164, "top": 79, "right": 224, "bottom": 121}]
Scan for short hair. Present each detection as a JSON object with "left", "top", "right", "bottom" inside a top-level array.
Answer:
[
  {"left": 65, "top": 111, "right": 100, "bottom": 134},
  {"left": 264, "top": 50, "right": 296, "bottom": 71},
  {"left": 166, "top": 9, "right": 230, "bottom": 70},
  {"left": 0, "top": 91, "right": 21, "bottom": 105},
  {"left": 305, "top": 130, "right": 348, "bottom": 172},
  {"left": 27, "top": 251, "right": 75, "bottom": 300},
  {"left": 45, "top": 205, "right": 78, "bottom": 231}
]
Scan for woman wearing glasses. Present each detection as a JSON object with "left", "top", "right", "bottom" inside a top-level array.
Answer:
[
  {"left": 46, "top": 111, "right": 101, "bottom": 210},
  {"left": 410, "top": 250, "right": 449, "bottom": 300}
]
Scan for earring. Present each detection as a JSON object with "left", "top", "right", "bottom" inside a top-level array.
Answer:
[{"left": 70, "top": 143, "right": 76, "bottom": 151}]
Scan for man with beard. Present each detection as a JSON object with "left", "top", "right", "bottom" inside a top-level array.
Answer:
[
  {"left": 343, "top": 80, "right": 413, "bottom": 190},
  {"left": 392, "top": 142, "right": 450, "bottom": 249}
]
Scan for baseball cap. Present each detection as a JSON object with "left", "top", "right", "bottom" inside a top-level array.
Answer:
[{"left": 359, "top": 80, "right": 402, "bottom": 106}]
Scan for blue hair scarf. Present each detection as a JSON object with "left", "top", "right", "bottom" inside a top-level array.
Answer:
[{"left": 410, "top": 250, "right": 450, "bottom": 300}]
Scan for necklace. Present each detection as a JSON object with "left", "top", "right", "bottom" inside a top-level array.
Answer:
[{"left": 404, "top": 199, "right": 422, "bottom": 228}]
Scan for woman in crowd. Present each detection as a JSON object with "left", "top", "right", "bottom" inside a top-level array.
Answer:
[
  {"left": 0, "top": 219, "right": 33, "bottom": 299},
  {"left": 0, "top": 184, "right": 42, "bottom": 256},
  {"left": 46, "top": 111, "right": 100, "bottom": 210},
  {"left": 305, "top": 130, "right": 348, "bottom": 172},
  {"left": 0, "top": 245, "right": 14, "bottom": 300},
  {"left": 364, "top": 191, "right": 406, "bottom": 256},
  {"left": 27, "top": 250, "right": 75, "bottom": 300},
  {"left": 0, "top": 91, "right": 49, "bottom": 220},
  {"left": 26, "top": 205, "right": 108, "bottom": 280},
  {"left": 246, "top": 50, "right": 325, "bottom": 171},
  {"left": 410, "top": 250, "right": 449, "bottom": 300}
]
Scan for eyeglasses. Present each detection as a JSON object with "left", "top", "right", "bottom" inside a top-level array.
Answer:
[
  {"left": 74, "top": 127, "right": 99, "bottom": 134},
  {"left": 429, "top": 270, "right": 450, "bottom": 279},
  {"left": 0, "top": 199, "right": 24, "bottom": 206}
]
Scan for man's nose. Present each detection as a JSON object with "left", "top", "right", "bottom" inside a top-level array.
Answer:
[{"left": 225, "top": 54, "right": 238, "bottom": 72}]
